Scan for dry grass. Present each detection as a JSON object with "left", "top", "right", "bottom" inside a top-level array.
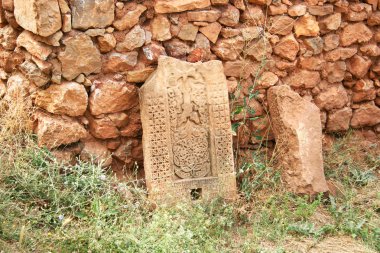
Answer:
[{"left": 0, "top": 95, "right": 34, "bottom": 162}]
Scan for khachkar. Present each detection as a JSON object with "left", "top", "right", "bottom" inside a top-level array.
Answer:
[{"left": 140, "top": 56, "right": 237, "bottom": 203}]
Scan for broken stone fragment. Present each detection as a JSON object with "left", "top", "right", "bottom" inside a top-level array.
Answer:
[
  {"left": 187, "top": 48, "right": 208, "bottom": 62},
  {"left": 151, "top": 15, "right": 172, "bottom": 41},
  {"left": 211, "top": 0, "right": 229, "bottom": 4},
  {"left": 345, "top": 5, "right": 370, "bottom": 22},
  {"left": 58, "top": 0, "right": 70, "bottom": 14},
  {"left": 0, "top": 51, "right": 23, "bottom": 73},
  {"left": 299, "top": 56, "right": 324, "bottom": 71},
  {"left": 193, "top": 33, "right": 211, "bottom": 51},
  {"left": 284, "top": 69, "right": 320, "bottom": 89},
  {"left": 89, "top": 79, "right": 139, "bottom": 116},
  {"left": 142, "top": 42, "right": 167, "bottom": 63},
  {"left": 318, "top": 13, "right": 341, "bottom": 33},
  {"left": 360, "top": 44, "right": 380, "bottom": 57},
  {"left": 14, "top": 0, "right": 61, "bottom": 37},
  {"left": 246, "top": 37, "right": 272, "bottom": 61},
  {"left": 304, "top": 36, "right": 323, "bottom": 55},
  {"left": 340, "top": 23, "right": 373, "bottom": 47},
  {"left": 97, "top": 34, "right": 117, "bottom": 53},
  {"left": 34, "top": 82, "right": 88, "bottom": 117},
  {"left": 35, "top": 112, "right": 87, "bottom": 149},
  {"left": 178, "top": 23, "right": 199, "bottom": 41},
  {"left": 351, "top": 102, "right": 380, "bottom": 128},
  {"left": 113, "top": 4, "right": 147, "bottom": 31},
  {"left": 269, "top": 15, "right": 294, "bottom": 36},
  {"left": 218, "top": 4, "right": 240, "bottom": 27},
  {"left": 323, "top": 34, "right": 339, "bottom": 51},
  {"left": 211, "top": 36, "right": 244, "bottom": 61},
  {"left": 248, "top": 0, "right": 271, "bottom": 5},
  {"left": 231, "top": 0, "right": 245, "bottom": 10},
  {"left": 4, "top": 72, "right": 31, "bottom": 100},
  {"left": 113, "top": 139, "right": 135, "bottom": 165},
  {"left": 274, "top": 34, "right": 299, "bottom": 61},
  {"left": 155, "top": 0, "right": 211, "bottom": 13},
  {"left": 164, "top": 38, "right": 190, "bottom": 59},
  {"left": 352, "top": 79, "right": 377, "bottom": 103},
  {"left": 368, "top": 11, "right": 380, "bottom": 26},
  {"left": 314, "top": 84, "right": 349, "bottom": 111},
  {"left": 2, "top": 0, "right": 14, "bottom": 11},
  {"left": 88, "top": 112, "right": 128, "bottom": 140},
  {"left": 268, "top": 85, "right": 329, "bottom": 195},
  {"left": 30, "top": 56, "right": 52, "bottom": 74},
  {"left": 62, "top": 13, "right": 72, "bottom": 33},
  {"left": 126, "top": 67, "right": 155, "bottom": 83},
  {"left": 241, "top": 26, "right": 262, "bottom": 41},
  {"left": 80, "top": 139, "right": 112, "bottom": 168},
  {"left": 255, "top": 71, "right": 279, "bottom": 89},
  {"left": 49, "top": 58, "right": 62, "bottom": 84},
  {"left": 71, "top": 0, "right": 115, "bottom": 30},
  {"left": 220, "top": 27, "right": 241, "bottom": 38},
  {"left": 0, "top": 25, "right": 18, "bottom": 50},
  {"left": 294, "top": 13, "right": 320, "bottom": 37},
  {"left": 35, "top": 31, "right": 63, "bottom": 47},
  {"left": 288, "top": 4, "right": 307, "bottom": 17},
  {"left": 16, "top": 31, "right": 52, "bottom": 60},
  {"left": 102, "top": 52, "right": 138, "bottom": 73},
  {"left": 308, "top": 5, "right": 333, "bottom": 16},
  {"left": 119, "top": 107, "right": 141, "bottom": 138},
  {"left": 346, "top": 55, "right": 372, "bottom": 79},
  {"left": 322, "top": 61, "right": 346, "bottom": 83},
  {"left": 324, "top": 47, "right": 357, "bottom": 62},
  {"left": 223, "top": 60, "right": 257, "bottom": 79},
  {"left": 326, "top": 107, "right": 352, "bottom": 133},
  {"left": 85, "top": 29, "right": 105, "bottom": 37},
  {"left": 187, "top": 9, "right": 221, "bottom": 22},
  {"left": 269, "top": 3, "right": 288, "bottom": 16},
  {"left": 19, "top": 60, "right": 50, "bottom": 87},
  {"left": 116, "top": 25, "right": 146, "bottom": 52},
  {"left": 58, "top": 33, "right": 102, "bottom": 81},
  {"left": 120, "top": 121, "right": 142, "bottom": 138},
  {"left": 199, "top": 22, "right": 222, "bottom": 44},
  {"left": 4, "top": 10, "right": 18, "bottom": 29}
]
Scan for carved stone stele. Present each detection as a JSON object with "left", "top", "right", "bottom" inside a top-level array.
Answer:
[{"left": 140, "top": 56, "right": 237, "bottom": 203}]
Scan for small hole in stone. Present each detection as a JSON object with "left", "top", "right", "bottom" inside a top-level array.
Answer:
[{"left": 191, "top": 188, "right": 202, "bottom": 200}]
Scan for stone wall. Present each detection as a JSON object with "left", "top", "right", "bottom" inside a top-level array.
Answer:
[{"left": 1, "top": 0, "right": 380, "bottom": 171}]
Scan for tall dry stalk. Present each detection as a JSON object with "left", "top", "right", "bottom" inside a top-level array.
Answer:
[{"left": 0, "top": 94, "right": 35, "bottom": 163}]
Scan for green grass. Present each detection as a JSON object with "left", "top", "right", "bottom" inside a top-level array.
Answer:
[{"left": 0, "top": 134, "right": 378, "bottom": 252}]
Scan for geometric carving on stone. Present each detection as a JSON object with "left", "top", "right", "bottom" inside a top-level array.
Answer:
[{"left": 140, "top": 56, "right": 237, "bottom": 203}]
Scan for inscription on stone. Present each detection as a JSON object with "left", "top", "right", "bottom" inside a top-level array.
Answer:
[{"left": 140, "top": 56, "right": 237, "bottom": 203}]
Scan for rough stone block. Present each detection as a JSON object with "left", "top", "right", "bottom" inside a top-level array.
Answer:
[
  {"left": 268, "top": 85, "right": 329, "bottom": 195},
  {"left": 14, "top": 0, "right": 61, "bottom": 37}
]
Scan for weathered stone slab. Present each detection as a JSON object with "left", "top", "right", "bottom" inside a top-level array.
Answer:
[
  {"left": 71, "top": 0, "right": 115, "bottom": 30},
  {"left": 58, "top": 33, "right": 102, "bottom": 81},
  {"left": 35, "top": 111, "right": 87, "bottom": 149},
  {"left": 268, "top": 85, "right": 328, "bottom": 195},
  {"left": 34, "top": 82, "right": 88, "bottom": 117},
  {"left": 155, "top": 0, "right": 211, "bottom": 14},
  {"left": 140, "top": 56, "right": 237, "bottom": 203},
  {"left": 14, "top": 0, "right": 61, "bottom": 37}
]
